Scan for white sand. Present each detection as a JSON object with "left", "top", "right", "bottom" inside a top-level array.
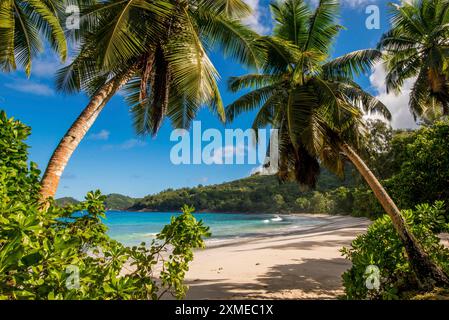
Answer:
[{"left": 184, "top": 214, "right": 371, "bottom": 300}]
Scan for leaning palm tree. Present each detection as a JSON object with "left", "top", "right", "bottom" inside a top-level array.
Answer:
[
  {"left": 378, "top": 0, "right": 449, "bottom": 120},
  {"left": 39, "top": 0, "right": 262, "bottom": 199},
  {"left": 0, "top": 0, "right": 67, "bottom": 75},
  {"left": 227, "top": 0, "right": 449, "bottom": 289}
]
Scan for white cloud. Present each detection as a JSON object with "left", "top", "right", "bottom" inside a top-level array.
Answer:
[
  {"left": 369, "top": 62, "right": 418, "bottom": 129},
  {"left": 103, "top": 139, "right": 148, "bottom": 151},
  {"left": 244, "top": 0, "right": 271, "bottom": 34},
  {"left": 5, "top": 80, "right": 54, "bottom": 96},
  {"left": 340, "top": 0, "right": 378, "bottom": 7},
  {"left": 88, "top": 129, "right": 110, "bottom": 141},
  {"left": 121, "top": 139, "right": 147, "bottom": 149},
  {"left": 31, "top": 58, "right": 60, "bottom": 78},
  {"left": 211, "top": 144, "right": 247, "bottom": 164}
]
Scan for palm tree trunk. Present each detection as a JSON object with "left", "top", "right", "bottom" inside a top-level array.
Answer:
[
  {"left": 341, "top": 143, "right": 449, "bottom": 289},
  {"left": 39, "top": 70, "right": 136, "bottom": 200}
]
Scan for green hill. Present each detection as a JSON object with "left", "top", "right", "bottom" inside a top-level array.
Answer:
[
  {"left": 104, "top": 194, "right": 139, "bottom": 210},
  {"left": 130, "top": 168, "right": 358, "bottom": 213},
  {"left": 56, "top": 167, "right": 360, "bottom": 214},
  {"left": 56, "top": 194, "right": 138, "bottom": 210},
  {"left": 55, "top": 197, "right": 80, "bottom": 206}
]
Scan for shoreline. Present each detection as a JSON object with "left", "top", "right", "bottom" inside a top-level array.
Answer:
[
  {"left": 201, "top": 213, "right": 346, "bottom": 247},
  {"left": 183, "top": 215, "right": 371, "bottom": 300},
  {"left": 107, "top": 209, "right": 346, "bottom": 215}
]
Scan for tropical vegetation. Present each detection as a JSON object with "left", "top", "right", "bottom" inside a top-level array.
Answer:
[
  {"left": 0, "top": 111, "right": 210, "bottom": 299},
  {"left": 128, "top": 170, "right": 358, "bottom": 214},
  {"left": 226, "top": 0, "right": 449, "bottom": 289},
  {"left": 342, "top": 202, "right": 449, "bottom": 300},
  {"left": 378, "top": 0, "right": 449, "bottom": 120},
  {"left": 0, "top": 0, "right": 67, "bottom": 75},
  {"left": 1, "top": 0, "right": 449, "bottom": 300},
  {"left": 39, "top": 0, "right": 262, "bottom": 199}
]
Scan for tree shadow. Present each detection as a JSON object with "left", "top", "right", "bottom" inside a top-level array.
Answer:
[
  {"left": 183, "top": 217, "right": 369, "bottom": 300},
  {"left": 185, "top": 257, "right": 349, "bottom": 300}
]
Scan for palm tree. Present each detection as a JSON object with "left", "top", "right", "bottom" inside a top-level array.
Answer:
[
  {"left": 0, "top": 0, "right": 67, "bottom": 76},
  {"left": 378, "top": 0, "right": 449, "bottom": 120},
  {"left": 227, "top": 0, "right": 449, "bottom": 289},
  {"left": 39, "top": 0, "right": 262, "bottom": 199}
]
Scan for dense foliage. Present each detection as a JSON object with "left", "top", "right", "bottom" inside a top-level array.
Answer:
[
  {"left": 130, "top": 170, "right": 358, "bottom": 213},
  {"left": 0, "top": 111, "right": 210, "bottom": 300},
  {"left": 342, "top": 202, "right": 449, "bottom": 300},
  {"left": 387, "top": 121, "right": 449, "bottom": 211},
  {"left": 339, "top": 119, "right": 449, "bottom": 218}
]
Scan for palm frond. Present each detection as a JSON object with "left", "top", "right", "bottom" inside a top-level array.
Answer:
[
  {"left": 165, "top": 9, "right": 220, "bottom": 117},
  {"left": 0, "top": 0, "right": 68, "bottom": 76},
  {"left": 270, "top": 0, "right": 310, "bottom": 46},
  {"left": 257, "top": 36, "right": 301, "bottom": 73},
  {"left": 26, "top": 0, "right": 67, "bottom": 62},
  {"left": 228, "top": 73, "right": 280, "bottom": 92},
  {"left": 226, "top": 84, "right": 278, "bottom": 122},
  {"left": 12, "top": 3, "right": 41, "bottom": 76},
  {"left": 93, "top": 0, "right": 169, "bottom": 69},
  {"left": 0, "top": 0, "right": 16, "bottom": 72},
  {"left": 303, "top": 0, "right": 341, "bottom": 54},
  {"left": 194, "top": 12, "right": 264, "bottom": 69},
  {"left": 197, "top": 0, "right": 251, "bottom": 18},
  {"left": 322, "top": 49, "right": 382, "bottom": 79}
]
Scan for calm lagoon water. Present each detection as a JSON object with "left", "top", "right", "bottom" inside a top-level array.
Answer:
[{"left": 103, "top": 211, "right": 327, "bottom": 247}]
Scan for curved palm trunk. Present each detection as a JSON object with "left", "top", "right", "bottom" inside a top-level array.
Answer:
[
  {"left": 39, "top": 70, "right": 136, "bottom": 200},
  {"left": 341, "top": 143, "right": 449, "bottom": 289}
]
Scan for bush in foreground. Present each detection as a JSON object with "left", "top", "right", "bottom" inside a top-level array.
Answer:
[
  {"left": 0, "top": 111, "right": 210, "bottom": 299},
  {"left": 341, "top": 202, "right": 449, "bottom": 299}
]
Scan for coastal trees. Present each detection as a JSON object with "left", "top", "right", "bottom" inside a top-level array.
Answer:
[
  {"left": 39, "top": 0, "right": 262, "bottom": 199},
  {"left": 226, "top": 0, "right": 449, "bottom": 289},
  {"left": 0, "top": 111, "right": 210, "bottom": 299},
  {"left": 387, "top": 120, "right": 449, "bottom": 211},
  {"left": 0, "top": 0, "right": 67, "bottom": 76},
  {"left": 378, "top": 0, "right": 449, "bottom": 120}
]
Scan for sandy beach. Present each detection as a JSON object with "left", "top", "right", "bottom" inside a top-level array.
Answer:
[{"left": 184, "top": 214, "right": 371, "bottom": 300}]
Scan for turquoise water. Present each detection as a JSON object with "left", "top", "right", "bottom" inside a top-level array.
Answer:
[{"left": 104, "top": 211, "right": 326, "bottom": 247}]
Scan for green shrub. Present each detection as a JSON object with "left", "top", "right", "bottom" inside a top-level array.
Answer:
[
  {"left": 341, "top": 202, "right": 449, "bottom": 300},
  {"left": 0, "top": 111, "right": 210, "bottom": 300},
  {"left": 387, "top": 120, "right": 449, "bottom": 211},
  {"left": 329, "top": 187, "right": 353, "bottom": 215},
  {"left": 295, "top": 197, "right": 310, "bottom": 211},
  {"left": 350, "top": 188, "right": 384, "bottom": 218},
  {"left": 309, "top": 191, "right": 334, "bottom": 213}
]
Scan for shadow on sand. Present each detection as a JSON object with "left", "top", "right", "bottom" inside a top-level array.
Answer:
[{"left": 185, "top": 257, "right": 349, "bottom": 300}]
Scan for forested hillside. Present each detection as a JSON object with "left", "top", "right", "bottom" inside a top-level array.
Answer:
[{"left": 129, "top": 169, "right": 359, "bottom": 213}]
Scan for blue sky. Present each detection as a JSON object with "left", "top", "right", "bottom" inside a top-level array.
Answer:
[{"left": 0, "top": 0, "right": 415, "bottom": 200}]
